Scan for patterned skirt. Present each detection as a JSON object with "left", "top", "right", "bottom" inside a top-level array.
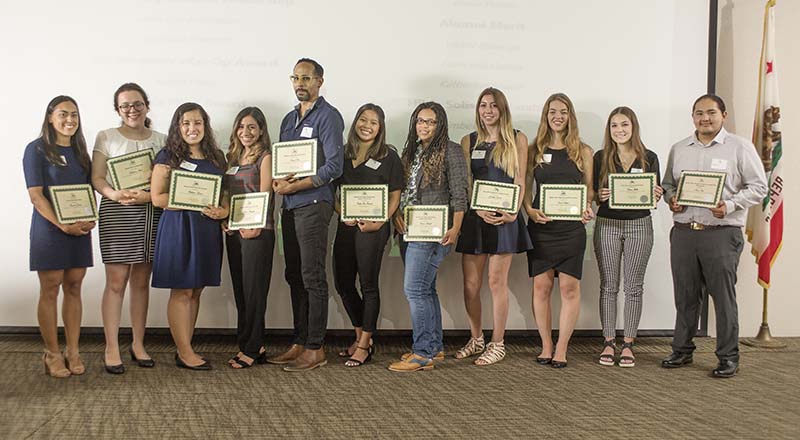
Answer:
[{"left": 98, "top": 197, "right": 161, "bottom": 264}]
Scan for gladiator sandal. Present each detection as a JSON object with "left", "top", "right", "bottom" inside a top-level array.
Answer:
[
  {"left": 474, "top": 340, "right": 506, "bottom": 366},
  {"left": 454, "top": 335, "right": 485, "bottom": 359}
]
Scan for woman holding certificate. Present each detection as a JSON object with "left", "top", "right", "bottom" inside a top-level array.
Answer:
[
  {"left": 150, "top": 103, "right": 227, "bottom": 370},
  {"left": 91, "top": 83, "right": 165, "bottom": 374},
  {"left": 455, "top": 88, "right": 532, "bottom": 365},
  {"left": 593, "top": 106, "right": 661, "bottom": 368},
  {"left": 23, "top": 96, "right": 95, "bottom": 378},
  {"left": 223, "top": 107, "right": 275, "bottom": 369},
  {"left": 523, "top": 93, "right": 594, "bottom": 369},
  {"left": 333, "top": 104, "right": 404, "bottom": 367},
  {"left": 389, "top": 102, "right": 469, "bottom": 372}
]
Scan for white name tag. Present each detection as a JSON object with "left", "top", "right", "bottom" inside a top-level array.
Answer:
[
  {"left": 179, "top": 160, "right": 198, "bottom": 171},
  {"left": 630, "top": 168, "right": 643, "bottom": 174},
  {"left": 300, "top": 126, "right": 314, "bottom": 138},
  {"left": 365, "top": 159, "right": 381, "bottom": 170},
  {"left": 543, "top": 154, "right": 552, "bottom": 163},
  {"left": 471, "top": 150, "right": 486, "bottom": 159},
  {"left": 59, "top": 155, "right": 67, "bottom": 166},
  {"left": 226, "top": 166, "right": 239, "bottom": 175},
  {"left": 711, "top": 158, "right": 728, "bottom": 170}
]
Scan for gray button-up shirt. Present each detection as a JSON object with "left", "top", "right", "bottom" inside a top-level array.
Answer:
[{"left": 662, "top": 128, "right": 767, "bottom": 227}]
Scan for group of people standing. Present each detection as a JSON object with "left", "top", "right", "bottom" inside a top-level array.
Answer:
[{"left": 23, "top": 58, "right": 767, "bottom": 379}]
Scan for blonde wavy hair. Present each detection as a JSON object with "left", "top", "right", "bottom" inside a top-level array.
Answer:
[{"left": 474, "top": 87, "right": 518, "bottom": 178}]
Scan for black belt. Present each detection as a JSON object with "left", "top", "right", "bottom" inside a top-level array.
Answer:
[{"left": 673, "top": 222, "right": 731, "bottom": 231}]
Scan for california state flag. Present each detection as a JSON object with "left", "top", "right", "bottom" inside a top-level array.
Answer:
[{"left": 747, "top": 0, "right": 783, "bottom": 288}]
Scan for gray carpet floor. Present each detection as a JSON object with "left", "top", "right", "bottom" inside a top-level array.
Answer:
[{"left": 1, "top": 334, "right": 798, "bottom": 439}]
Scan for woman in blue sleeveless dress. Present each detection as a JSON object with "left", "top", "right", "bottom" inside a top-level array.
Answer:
[{"left": 150, "top": 102, "right": 227, "bottom": 370}]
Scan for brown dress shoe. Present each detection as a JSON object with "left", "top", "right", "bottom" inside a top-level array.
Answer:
[
  {"left": 266, "top": 344, "right": 304, "bottom": 365},
  {"left": 283, "top": 348, "right": 327, "bottom": 372}
]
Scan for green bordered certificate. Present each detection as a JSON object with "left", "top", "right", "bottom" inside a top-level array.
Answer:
[
  {"left": 340, "top": 184, "right": 389, "bottom": 221},
  {"left": 471, "top": 180, "right": 520, "bottom": 213},
  {"left": 540, "top": 184, "right": 587, "bottom": 221},
  {"left": 167, "top": 170, "right": 222, "bottom": 212},
  {"left": 676, "top": 170, "right": 726, "bottom": 208},
  {"left": 272, "top": 139, "right": 318, "bottom": 179},
  {"left": 228, "top": 192, "right": 270, "bottom": 230},
  {"left": 49, "top": 184, "right": 98, "bottom": 224},
  {"left": 608, "top": 173, "right": 656, "bottom": 210},
  {"left": 106, "top": 149, "right": 155, "bottom": 190},
  {"left": 404, "top": 205, "right": 448, "bottom": 242}
]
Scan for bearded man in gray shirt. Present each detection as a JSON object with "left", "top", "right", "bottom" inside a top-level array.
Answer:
[{"left": 660, "top": 94, "right": 767, "bottom": 378}]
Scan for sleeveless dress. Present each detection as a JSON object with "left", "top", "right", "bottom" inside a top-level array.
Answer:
[
  {"left": 23, "top": 138, "right": 93, "bottom": 271},
  {"left": 457, "top": 133, "right": 532, "bottom": 254},
  {"left": 151, "top": 150, "right": 224, "bottom": 289},
  {"left": 526, "top": 147, "right": 586, "bottom": 279}
]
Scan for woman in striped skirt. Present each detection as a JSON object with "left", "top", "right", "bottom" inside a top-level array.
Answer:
[
  {"left": 91, "top": 83, "right": 165, "bottom": 374},
  {"left": 593, "top": 106, "right": 662, "bottom": 368}
]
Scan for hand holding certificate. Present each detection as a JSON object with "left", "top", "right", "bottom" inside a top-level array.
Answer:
[
  {"left": 167, "top": 170, "right": 222, "bottom": 212},
  {"left": 107, "top": 149, "right": 155, "bottom": 190},
  {"left": 539, "top": 184, "right": 587, "bottom": 221},
  {"left": 676, "top": 171, "right": 726, "bottom": 208},
  {"left": 340, "top": 185, "right": 389, "bottom": 221},
  {"left": 272, "top": 139, "right": 318, "bottom": 179},
  {"left": 50, "top": 184, "right": 98, "bottom": 224},
  {"left": 228, "top": 192, "right": 270, "bottom": 230},
  {"left": 404, "top": 205, "right": 448, "bottom": 242},
  {"left": 470, "top": 180, "right": 520, "bottom": 213},
  {"left": 608, "top": 173, "right": 656, "bottom": 210}
]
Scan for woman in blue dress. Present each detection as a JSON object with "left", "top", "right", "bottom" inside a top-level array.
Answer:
[
  {"left": 150, "top": 102, "right": 227, "bottom": 370},
  {"left": 23, "top": 96, "right": 95, "bottom": 378}
]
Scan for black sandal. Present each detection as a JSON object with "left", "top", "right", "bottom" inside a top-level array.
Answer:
[
  {"left": 345, "top": 345, "right": 373, "bottom": 368},
  {"left": 619, "top": 341, "right": 635, "bottom": 368},
  {"left": 599, "top": 339, "right": 617, "bottom": 366},
  {"left": 338, "top": 341, "right": 357, "bottom": 358}
]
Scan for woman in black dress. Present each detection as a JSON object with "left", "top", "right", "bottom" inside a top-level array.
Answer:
[{"left": 523, "top": 93, "right": 594, "bottom": 368}]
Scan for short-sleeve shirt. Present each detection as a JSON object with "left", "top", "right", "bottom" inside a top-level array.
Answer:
[
  {"left": 337, "top": 147, "right": 404, "bottom": 191},
  {"left": 23, "top": 138, "right": 91, "bottom": 193},
  {"left": 592, "top": 149, "right": 661, "bottom": 220},
  {"left": 93, "top": 128, "right": 166, "bottom": 186}
]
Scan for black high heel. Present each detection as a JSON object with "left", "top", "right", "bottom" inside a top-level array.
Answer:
[
  {"left": 536, "top": 352, "right": 553, "bottom": 365},
  {"left": 130, "top": 347, "right": 155, "bottom": 368},
  {"left": 104, "top": 360, "right": 125, "bottom": 375},
  {"left": 175, "top": 353, "right": 212, "bottom": 371}
]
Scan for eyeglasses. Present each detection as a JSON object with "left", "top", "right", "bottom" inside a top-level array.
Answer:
[
  {"left": 415, "top": 117, "right": 438, "bottom": 127},
  {"left": 118, "top": 102, "right": 146, "bottom": 112},
  {"left": 289, "top": 75, "right": 319, "bottom": 83}
]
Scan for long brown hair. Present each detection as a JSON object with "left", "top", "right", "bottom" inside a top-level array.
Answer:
[
  {"left": 39, "top": 95, "right": 91, "bottom": 173},
  {"left": 227, "top": 107, "right": 272, "bottom": 167},
  {"left": 598, "top": 106, "right": 649, "bottom": 187},
  {"left": 401, "top": 102, "right": 449, "bottom": 187},
  {"left": 163, "top": 102, "right": 225, "bottom": 170},
  {"left": 474, "top": 87, "right": 518, "bottom": 178},
  {"left": 345, "top": 103, "right": 389, "bottom": 161},
  {"left": 529, "top": 93, "right": 586, "bottom": 172}
]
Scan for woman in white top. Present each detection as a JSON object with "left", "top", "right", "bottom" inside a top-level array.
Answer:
[{"left": 91, "top": 83, "right": 166, "bottom": 374}]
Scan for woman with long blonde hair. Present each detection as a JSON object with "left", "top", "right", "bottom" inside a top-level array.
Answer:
[
  {"left": 455, "top": 87, "right": 532, "bottom": 365},
  {"left": 523, "top": 93, "right": 594, "bottom": 368}
]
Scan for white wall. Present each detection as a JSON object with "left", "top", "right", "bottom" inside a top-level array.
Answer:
[
  {"left": 714, "top": 0, "right": 800, "bottom": 337},
  {"left": 0, "top": 1, "right": 712, "bottom": 331}
]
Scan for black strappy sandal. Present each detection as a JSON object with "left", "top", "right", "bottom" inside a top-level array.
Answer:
[
  {"left": 599, "top": 339, "right": 617, "bottom": 367},
  {"left": 619, "top": 341, "right": 635, "bottom": 368},
  {"left": 345, "top": 345, "right": 373, "bottom": 368}
]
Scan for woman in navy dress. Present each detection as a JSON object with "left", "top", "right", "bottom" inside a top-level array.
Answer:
[
  {"left": 23, "top": 96, "right": 95, "bottom": 378},
  {"left": 150, "top": 102, "right": 227, "bottom": 370},
  {"left": 523, "top": 93, "right": 594, "bottom": 368},
  {"left": 455, "top": 88, "right": 532, "bottom": 365}
]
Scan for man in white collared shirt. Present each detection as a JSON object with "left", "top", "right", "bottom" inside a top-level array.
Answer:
[{"left": 660, "top": 94, "right": 767, "bottom": 378}]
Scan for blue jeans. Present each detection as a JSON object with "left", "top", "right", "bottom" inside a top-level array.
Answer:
[{"left": 400, "top": 238, "right": 450, "bottom": 359}]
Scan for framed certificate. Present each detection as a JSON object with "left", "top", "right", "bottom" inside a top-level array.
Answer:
[
  {"left": 608, "top": 173, "right": 656, "bottom": 210},
  {"left": 49, "top": 184, "right": 98, "bottom": 224},
  {"left": 539, "top": 184, "right": 587, "bottom": 221},
  {"left": 470, "top": 180, "right": 520, "bottom": 213},
  {"left": 404, "top": 205, "right": 448, "bottom": 242},
  {"left": 167, "top": 170, "right": 223, "bottom": 212},
  {"left": 272, "top": 139, "right": 318, "bottom": 179},
  {"left": 676, "top": 171, "right": 726, "bottom": 208},
  {"left": 228, "top": 192, "right": 270, "bottom": 230},
  {"left": 340, "top": 184, "right": 389, "bottom": 221},
  {"left": 106, "top": 149, "right": 155, "bottom": 190}
]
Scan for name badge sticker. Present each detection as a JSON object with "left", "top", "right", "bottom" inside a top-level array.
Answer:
[
  {"left": 630, "top": 168, "right": 643, "bottom": 174},
  {"left": 59, "top": 155, "right": 67, "bottom": 166},
  {"left": 300, "top": 126, "right": 314, "bottom": 138},
  {"left": 226, "top": 166, "right": 240, "bottom": 175},
  {"left": 711, "top": 158, "right": 728, "bottom": 170},
  {"left": 471, "top": 150, "right": 487, "bottom": 160},
  {"left": 543, "top": 154, "right": 552, "bottom": 163},
  {"left": 365, "top": 159, "right": 382, "bottom": 170},
  {"left": 179, "top": 160, "right": 198, "bottom": 171}
]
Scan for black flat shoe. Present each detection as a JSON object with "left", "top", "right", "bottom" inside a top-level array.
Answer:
[
  {"left": 175, "top": 353, "right": 212, "bottom": 371},
  {"left": 536, "top": 352, "right": 553, "bottom": 365},
  {"left": 130, "top": 348, "right": 155, "bottom": 368},
  {"left": 661, "top": 352, "right": 693, "bottom": 369},
  {"left": 104, "top": 361, "right": 125, "bottom": 375},
  {"left": 551, "top": 360, "right": 568, "bottom": 369},
  {"left": 711, "top": 360, "right": 739, "bottom": 378}
]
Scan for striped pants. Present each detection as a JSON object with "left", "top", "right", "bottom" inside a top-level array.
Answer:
[{"left": 593, "top": 216, "right": 654, "bottom": 338}]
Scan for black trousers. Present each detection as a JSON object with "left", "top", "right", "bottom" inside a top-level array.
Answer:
[
  {"left": 282, "top": 203, "right": 333, "bottom": 350},
  {"left": 669, "top": 226, "right": 743, "bottom": 362},
  {"left": 225, "top": 229, "right": 275, "bottom": 358},
  {"left": 332, "top": 222, "right": 390, "bottom": 333}
]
